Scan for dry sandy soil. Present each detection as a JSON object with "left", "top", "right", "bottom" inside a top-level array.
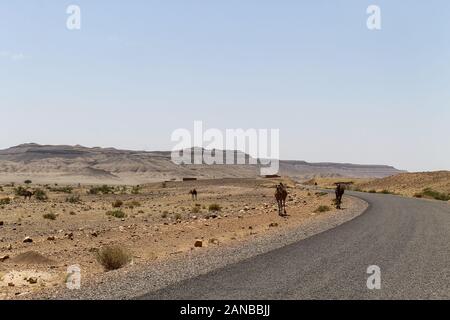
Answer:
[
  {"left": 356, "top": 171, "right": 450, "bottom": 197},
  {"left": 0, "top": 177, "right": 360, "bottom": 299}
]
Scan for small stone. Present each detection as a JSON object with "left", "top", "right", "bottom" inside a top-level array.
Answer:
[
  {"left": 0, "top": 255, "right": 9, "bottom": 262},
  {"left": 23, "top": 236, "right": 33, "bottom": 243},
  {"left": 269, "top": 223, "right": 279, "bottom": 228},
  {"left": 27, "top": 277, "right": 38, "bottom": 284},
  {"left": 209, "top": 238, "right": 219, "bottom": 245},
  {"left": 66, "top": 233, "right": 74, "bottom": 240},
  {"left": 8, "top": 283, "right": 15, "bottom": 287},
  {"left": 0, "top": 221, "right": 4, "bottom": 226},
  {"left": 47, "top": 236, "right": 56, "bottom": 241},
  {"left": 194, "top": 239, "right": 203, "bottom": 247}
]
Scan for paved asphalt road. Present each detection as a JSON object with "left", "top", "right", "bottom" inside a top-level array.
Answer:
[{"left": 139, "top": 192, "right": 450, "bottom": 299}]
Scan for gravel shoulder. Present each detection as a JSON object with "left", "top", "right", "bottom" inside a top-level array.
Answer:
[{"left": 30, "top": 195, "right": 368, "bottom": 300}]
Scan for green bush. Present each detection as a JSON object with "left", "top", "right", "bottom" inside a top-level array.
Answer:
[
  {"left": 131, "top": 185, "right": 141, "bottom": 195},
  {"left": 106, "top": 210, "right": 126, "bottom": 219},
  {"left": 88, "top": 185, "right": 114, "bottom": 195},
  {"left": 50, "top": 186, "right": 73, "bottom": 194},
  {"left": 421, "top": 188, "right": 450, "bottom": 201},
  {"left": 66, "top": 195, "right": 82, "bottom": 203},
  {"left": 208, "top": 203, "right": 222, "bottom": 212},
  {"left": 0, "top": 198, "right": 11, "bottom": 205},
  {"left": 34, "top": 189, "right": 48, "bottom": 201},
  {"left": 112, "top": 200, "right": 123, "bottom": 208},
  {"left": 96, "top": 245, "right": 131, "bottom": 271},
  {"left": 43, "top": 213, "right": 57, "bottom": 220},
  {"left": 14, "top": 186, "right": 27, "bottom": 196},
  {"left": 314, "top": 205, "right": 331, "bottom": 213}
]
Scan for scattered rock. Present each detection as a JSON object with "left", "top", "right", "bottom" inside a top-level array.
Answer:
[
  {"left": 23, "top": 237, "right": 33, "bottom": 243},
  {"left": 27, "top": 277, "right": 38, "bottom": 284},
  {"left": 194, "top": 239, "right": 203, "bottom": 247},
  {"left": 0, "top": 221, "right": 4, "bottom": 226},
  {"left": 47, "top": 236, "right": 56, "bottom": 241},
  {"left": 269, "top": 223, "right": 279, "bottom": 228},
  {"left": 0, "top": 255, "right": 10, "bottom": 262},
  {"left": 209, "top": 238, "right": 220, "bottom": 245},
  {"left": 65, "top": 233, "right": 74, "bottom": 240}
]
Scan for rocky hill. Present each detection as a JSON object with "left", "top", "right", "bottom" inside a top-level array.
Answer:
[{"left": 0, "top": 144, "right": 404, "bottom": 184}]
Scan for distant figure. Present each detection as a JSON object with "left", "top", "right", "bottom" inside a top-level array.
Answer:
[
  {"left": 335, "top": 183, "right": 346, "bottom": 209},
  {"left": 275, "top": 183, "right": 288, "bottom": 216},
  {"left": 23, "top": 190, "right": 34, "bottom": 200},
  {"left": 189, "top": 189, "right": 198, "bottom": 201}
]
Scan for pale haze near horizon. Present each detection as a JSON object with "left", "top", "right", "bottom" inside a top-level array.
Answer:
[{"left": 1, "top": 1, "right": 449, "bottom": 172}]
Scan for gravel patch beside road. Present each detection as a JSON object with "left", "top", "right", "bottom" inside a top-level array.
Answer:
[{"left": 28, "top": 195, "right": 368, "bottom": 300}]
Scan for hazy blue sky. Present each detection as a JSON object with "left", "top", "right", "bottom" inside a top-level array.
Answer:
[{"left": 1, "top": 0, "right": 449, "bottom": 171}]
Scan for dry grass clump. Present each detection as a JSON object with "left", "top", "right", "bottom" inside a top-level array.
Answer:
[
  {"left": 314, "top": 205, "right": 331, "bottom": 213},
  {"left": 96, "top": 245, "right": 131, "bottom": 271}
]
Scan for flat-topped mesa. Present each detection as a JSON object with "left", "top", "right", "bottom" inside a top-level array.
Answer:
[{"left": 0, "top": 143, "right": 405, "bottom": 184}]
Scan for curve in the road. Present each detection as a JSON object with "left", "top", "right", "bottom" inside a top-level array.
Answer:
[{"left": 139, "top": 192, "right": 450, "bottom": 300}]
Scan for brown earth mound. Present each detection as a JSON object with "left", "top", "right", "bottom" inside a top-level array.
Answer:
[{"left": 10, "top": 251, "right": 55, "bottom": 265}]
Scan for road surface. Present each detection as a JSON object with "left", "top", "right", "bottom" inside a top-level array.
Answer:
[{"left": 139, "top": 192, "right": 450, "bottom": 299}]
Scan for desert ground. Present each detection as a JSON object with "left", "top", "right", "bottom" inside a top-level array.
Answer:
[
  {"left": 0, "top": 177, "right": 358, "bottom": 299},
  {"left": 306, "top": 172, "right": 450, "bottom": 202}
]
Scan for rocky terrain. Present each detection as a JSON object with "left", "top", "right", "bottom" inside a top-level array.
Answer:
[
  {"left": 356, "top": 171, "right": 450, "bottom": 199},
  {"left": 0, "top": 177, "right": 362, "bottom": 299},
  {"left": 0, "top": 144, "right": 403, "bottom": 184}
]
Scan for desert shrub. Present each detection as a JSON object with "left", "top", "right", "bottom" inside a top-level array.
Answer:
[
  {"left": 161, "top": 182, "right": 167, "bottom": 188},
  {"left": 14, "top": 186, "right": 27, "bottom": 196},
  {"left": 175, "top": 212, "right": 182, "bottom": 220},
  {"left": 161, "top": 211, "right": 169, "bottom": 218},
  {"left": 380, "top": 190, "right": 392, "bottom": 194},
  {"left": 24, "top": 180, "right": 32, "bottom": 185},
  {"left": 88, "top": 185, "right": 114, "bottom": 195},
  {"left": 66, "top": 195, "right": 82, "bottom": 203},
  {"left": 106, "top": 210, "right": 126, "bottom": 219},
  {"left": 43, "top": 213, "right": 57, "bottom": 220},
  {"left": 126, "top": 200, "right": 141, "bottom": 209},
  {"left": 421, "top": 188, "right": 450, "bottom": 201},
  {"left": 96, "top": 245, "right": 131, "bottom": 271},
  {"left": 314, "top": 205, "right": 331, "bottom": 213},
  {"left": 208, "top": 203, "right": 222, "bottom": 212},
  {"left": 112, "top": 200, "right": 123, "bottom": 208},
  {"left": 413, "top": 193, "right": 423, "bottom": 198},
  {"left": 34, "top": 189, "right": 48, "bottom": 201},
  {"left": 368, "top": 189, "right": 377, "bottom": 193},
  {"left": 50, "top": 186, "right": 73, "bottom": 194},
  {"left": 0, "top": 198, "right": 11, "bottom": 205},
  {"left": 131, "top": 185, "right": 141, "bottom": 195},
  {"left": 191, "top": 206, "right": 201, "bottom": 214},
  {"left": 315, "top": 192, "right": 328, "bottom": 197}
]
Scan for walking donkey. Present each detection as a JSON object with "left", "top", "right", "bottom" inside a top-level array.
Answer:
[
  {"left": 275, "top": 183, "right": 288, "bottom": 216},
  {"left": 189, "top": 189, "right": 198, "bottom": 201}
]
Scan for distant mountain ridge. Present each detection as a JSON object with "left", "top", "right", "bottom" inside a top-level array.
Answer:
[{"left": 0, "top": 144, "right": 405, "bottom": 184}]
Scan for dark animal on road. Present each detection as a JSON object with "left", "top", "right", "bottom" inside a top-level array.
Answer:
[
  {"left": 275, "top": 183, "right": 288, "bottom": 216},
  {"left": 189, "top": 189, "right": 198, "bottom": 201},
  {"left": 335, "top": 183, "right": 346, "bottom": 209},
  {"left": 23, "top": 190, "right": 34, "bottom": 200}
]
